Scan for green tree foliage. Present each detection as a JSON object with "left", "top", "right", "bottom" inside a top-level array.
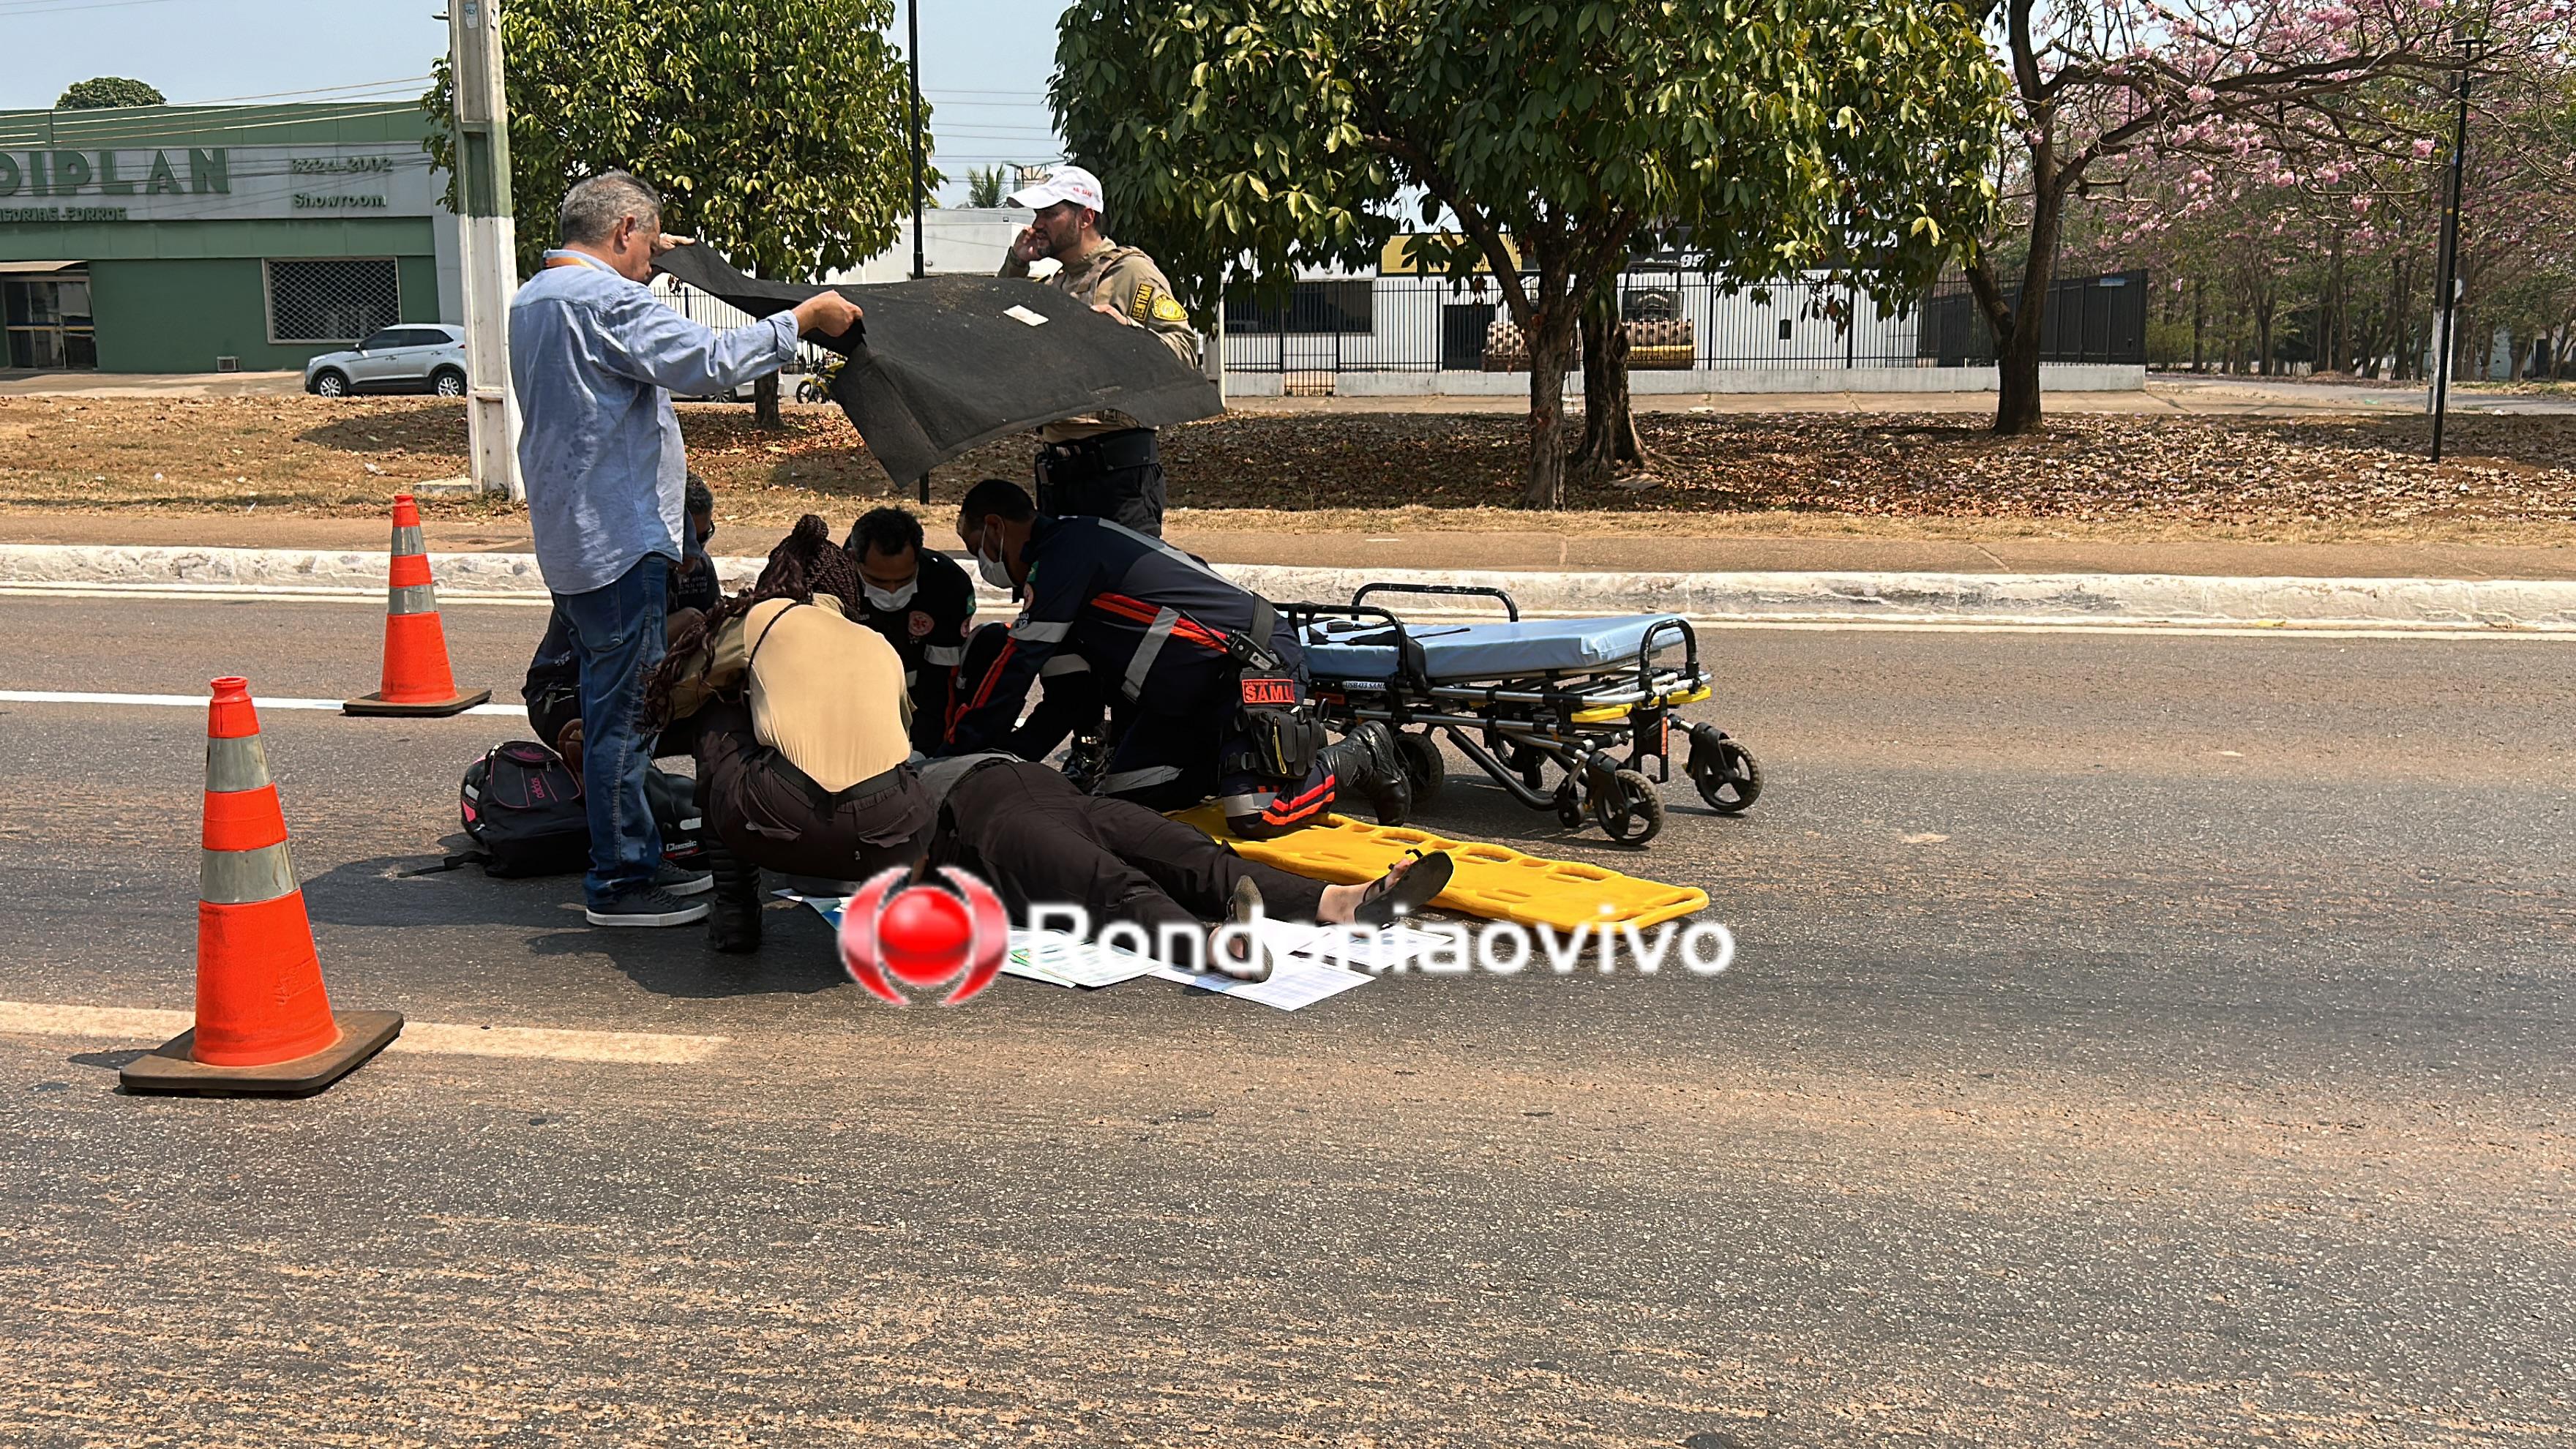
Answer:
[
  {"left": 424, "top": 0, "right": 927, "bottom": 282},
  {"left": 427, "top": 0, "right": 928, "bottom": 424},
  {"left": 1054, "top": 0, "right": 2004, "bottom": 506},
  {"left": 966, "top": 165, "right": 1010, "bottom": 207},
  {"left": 56, "top": 77, "right": 165, "bottom": 109}
]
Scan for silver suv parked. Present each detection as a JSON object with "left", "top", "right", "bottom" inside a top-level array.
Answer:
[{"left": 303, "top": 324, "right": 469, "bottom": 397}]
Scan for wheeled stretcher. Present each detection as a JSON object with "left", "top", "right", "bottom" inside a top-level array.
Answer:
[{"left": 1287, "top": 584, "right": 1761, "bottom": 846}]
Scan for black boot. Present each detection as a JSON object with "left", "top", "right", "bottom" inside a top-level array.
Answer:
[
  {"left": 706, "top": 840, "right": 763, "bottom": 954},
  {"left": 1322, "top": 721, "right": 1413, "bottom": 825}
]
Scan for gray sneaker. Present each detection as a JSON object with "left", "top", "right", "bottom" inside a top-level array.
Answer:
[
  {"left": 653, "top": 860, "right": 714, "bottom": 896},
  {"left": 585, "top": 887, "right": 711, "bottom": 928}
]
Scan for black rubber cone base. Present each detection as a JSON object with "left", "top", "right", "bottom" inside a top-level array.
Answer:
[
  {"left": 119, "top": 1011, "right": 403, "bottom": 1098},
  {"left": 343, "top": 688, "right": 490, "bottom": 717}
]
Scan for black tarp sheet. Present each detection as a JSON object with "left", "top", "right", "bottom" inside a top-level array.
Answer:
[{"left": 652, "top": 243, "right": 1221, "bottom": 484}]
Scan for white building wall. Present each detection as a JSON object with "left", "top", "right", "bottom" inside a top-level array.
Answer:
[{"left": 837, "top": 208, "right": 1033, "bottom": 282}]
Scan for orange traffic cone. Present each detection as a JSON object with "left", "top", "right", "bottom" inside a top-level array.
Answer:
[
  {"left": 122, "top": 678, "right": 402, "bottom": 1097},
  {"left": 343, "top": 493, "right": 490, "bottom": 716}
]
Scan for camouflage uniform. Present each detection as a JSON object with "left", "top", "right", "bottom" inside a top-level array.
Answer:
[{"left": 1000, "top": 237, "right": 1199, "bottom": 535}]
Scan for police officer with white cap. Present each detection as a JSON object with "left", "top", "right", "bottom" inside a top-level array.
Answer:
[{"left": 1000, "top": 165, "right": 1198, "bottom": 537}]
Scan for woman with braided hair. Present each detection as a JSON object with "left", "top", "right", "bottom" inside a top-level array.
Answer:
[{"left": 651, "top": 514, "right": 935, "bottom": 952}]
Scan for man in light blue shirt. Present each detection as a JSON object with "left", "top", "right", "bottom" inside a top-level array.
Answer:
[{"left": 510, "top": 171, "right": 860, "bottom": 927}]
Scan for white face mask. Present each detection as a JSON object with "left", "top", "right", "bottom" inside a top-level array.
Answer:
[
  {"left": 862, "top": 580, "right": 917, "bottom": 611},
  {"left": 976, "top": 540, "right": 1013, "bottom": 589}
]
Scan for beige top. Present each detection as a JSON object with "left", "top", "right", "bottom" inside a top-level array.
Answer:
[
  {"left": 1001, "top": 236, "right": 1199, "bottom": 443},
  {"left": 667, "top": 595, "right": 911, "bottom": 792}
]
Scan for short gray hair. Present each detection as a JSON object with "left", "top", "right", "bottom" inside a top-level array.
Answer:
[{"left": 558, "top": 171, "right": 662, "bottom": 245}]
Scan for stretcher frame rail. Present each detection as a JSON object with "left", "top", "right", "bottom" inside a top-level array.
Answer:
[{"left": 1281, "top": 585, "right": 1759, "bottom": 845}]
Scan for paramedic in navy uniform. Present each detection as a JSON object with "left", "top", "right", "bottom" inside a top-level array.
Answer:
[{"left": 842, "top": 506, "right": 976, "bottom": 754}]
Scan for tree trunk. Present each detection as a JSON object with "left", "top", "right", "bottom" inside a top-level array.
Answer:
[
  {"left": 1519, "top": 306, "right": 1577, "bottom": 509},
  {"left": 755, "top": 370, "right": 784, "bottom": 429},
  {"left": 1572, "top": 286, "right": 1643, "bottom": 484},
  {"left": 2329, "top": 241, "right": 2348, "bottom": 374},
  {"left": 2389, "top": 257, "right": 2411, "bottom": 381},
  {"left": 1991, "top": 182, "right": 2062, "bottom": 435},
  {"left": 1995, "top": 315, "right": 2045, "bottom": 433},
  {"left": 2256, "top": 303, "right": 2275, "bottom": 377},
  {"left": 2192, "top": 279, "right": 2205, "bottom": 374}
]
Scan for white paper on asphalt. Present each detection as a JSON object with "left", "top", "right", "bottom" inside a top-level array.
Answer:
[
  {"left": 1145, "top": 919, "right": 1378, "bottom": 1011},
  {"left": 1265, "top": 921, "right": 1450, "bottom": 973},
  {"left": 1147, "top": 958, "right": 1372, "bottom": 1011}
]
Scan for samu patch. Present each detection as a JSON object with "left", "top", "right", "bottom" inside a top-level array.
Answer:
[{"left": 907, "top": 610, "right": 935, "bottom": 638}]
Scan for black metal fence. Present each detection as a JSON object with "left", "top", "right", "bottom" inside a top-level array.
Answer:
[
  {"left": 1223, "top": 268, "right": 2148, "bottom": 373},
  {"left": 1915, "top": 269, "right": 2147, "bottom": 366}
]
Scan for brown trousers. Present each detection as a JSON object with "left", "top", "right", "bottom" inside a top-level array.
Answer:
[{"left": 692, "top": 700, "right": 935, "bottom": 883}]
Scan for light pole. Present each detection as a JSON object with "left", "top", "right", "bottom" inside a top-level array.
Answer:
[
  {"left": 906, "top": 0, "right": 928, "bottom": 500},
  {"left": 907, "top": 0, "right": 926, "bottom": 281},
  {"left": 2428, "top": 23, "right": 2474, "bottom": 464}
]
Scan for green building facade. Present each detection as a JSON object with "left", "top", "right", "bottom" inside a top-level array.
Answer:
[{"left": 0, "top": 101, "right": 457, "bottom": 375}]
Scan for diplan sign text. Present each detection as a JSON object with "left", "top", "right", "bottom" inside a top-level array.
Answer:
[
  {"left": 0, "top": 147, "right": 231, "bottom": 198},
  {"left": 0, "top": 142, "right": 429, "bottom": 224}
]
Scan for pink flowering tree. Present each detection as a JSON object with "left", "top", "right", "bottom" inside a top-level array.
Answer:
[
  {"left": 1958, "top": 0, "right": 2498, "bottom": 432},
  {"left": 2076, "top": 2, "right": 2575, "bottom": 383}
]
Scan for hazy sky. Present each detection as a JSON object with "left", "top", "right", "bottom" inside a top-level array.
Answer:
[{"left": 1, "top": 0, "right": 1066, "bottom": 203}]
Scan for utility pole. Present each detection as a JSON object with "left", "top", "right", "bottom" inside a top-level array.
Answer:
[
  {"left": 448, "top": 0, "right": 521, "bottom": 499},
  {"left": 2428, "top": 23, "right": 2473, "bottom": 464},
  {"left": 906, "top": 0, "right": 926, "bottom": 280}
]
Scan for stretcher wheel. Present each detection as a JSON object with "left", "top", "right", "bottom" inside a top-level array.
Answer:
[
  {"left": 1553, "top": 779, "right": 1585, "bottom": 830},
  {"left": 1690, "top": 736, "right": 1763, "bottom": 815},
  {"left": 1393, "top": 731, "right": 1445, "bottom": 806},
  {"left": 1592, "top": 768, "right": 1665, "bottom": 845}
]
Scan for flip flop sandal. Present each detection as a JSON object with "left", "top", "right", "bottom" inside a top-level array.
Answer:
[{"left": 1354, "top": 849, "right": 1454, "bottom": 929}]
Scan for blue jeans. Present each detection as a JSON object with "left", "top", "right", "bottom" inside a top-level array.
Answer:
[{"left": 555, "top": 552, "right": 670, "bottom": 907}]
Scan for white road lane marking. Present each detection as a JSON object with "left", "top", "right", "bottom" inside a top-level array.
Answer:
[
  {"left": 0, "top": 689, "right": 523, "bottom": 716},
  {"left": 1686, "top": 618, "right": 2576, "bottom": 641},
  {"left": 0, "top": 583, "right": 550, "bottom": 607},
  {"left": 0, "top": 1002, "right": 728, "bottom": 1066},
  {"left": 389, "top": 1023, "right": 729, "bottom": 1064}
]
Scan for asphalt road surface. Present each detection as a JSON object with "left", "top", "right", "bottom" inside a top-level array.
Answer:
[{"left": 1, "top": 593, "right": 2569, "bottom": 1447}]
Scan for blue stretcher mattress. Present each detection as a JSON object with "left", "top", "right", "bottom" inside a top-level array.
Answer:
[{"left": 1299, "top": 613, "right": 1687, "bottom": 682}]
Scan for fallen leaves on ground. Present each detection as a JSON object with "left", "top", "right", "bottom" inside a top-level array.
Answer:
[{"left": 3, "top": 395, "right": 2572, "bottom": 535}]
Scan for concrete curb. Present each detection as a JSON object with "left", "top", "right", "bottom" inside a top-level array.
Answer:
[{"left": 4, "top": 542, "right": 2574, "bottom": 630}]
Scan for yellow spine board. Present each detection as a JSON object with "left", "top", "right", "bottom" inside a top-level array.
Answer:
[{"left": 1173, "top": 807, "right": 1709, "bottom": 932}]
